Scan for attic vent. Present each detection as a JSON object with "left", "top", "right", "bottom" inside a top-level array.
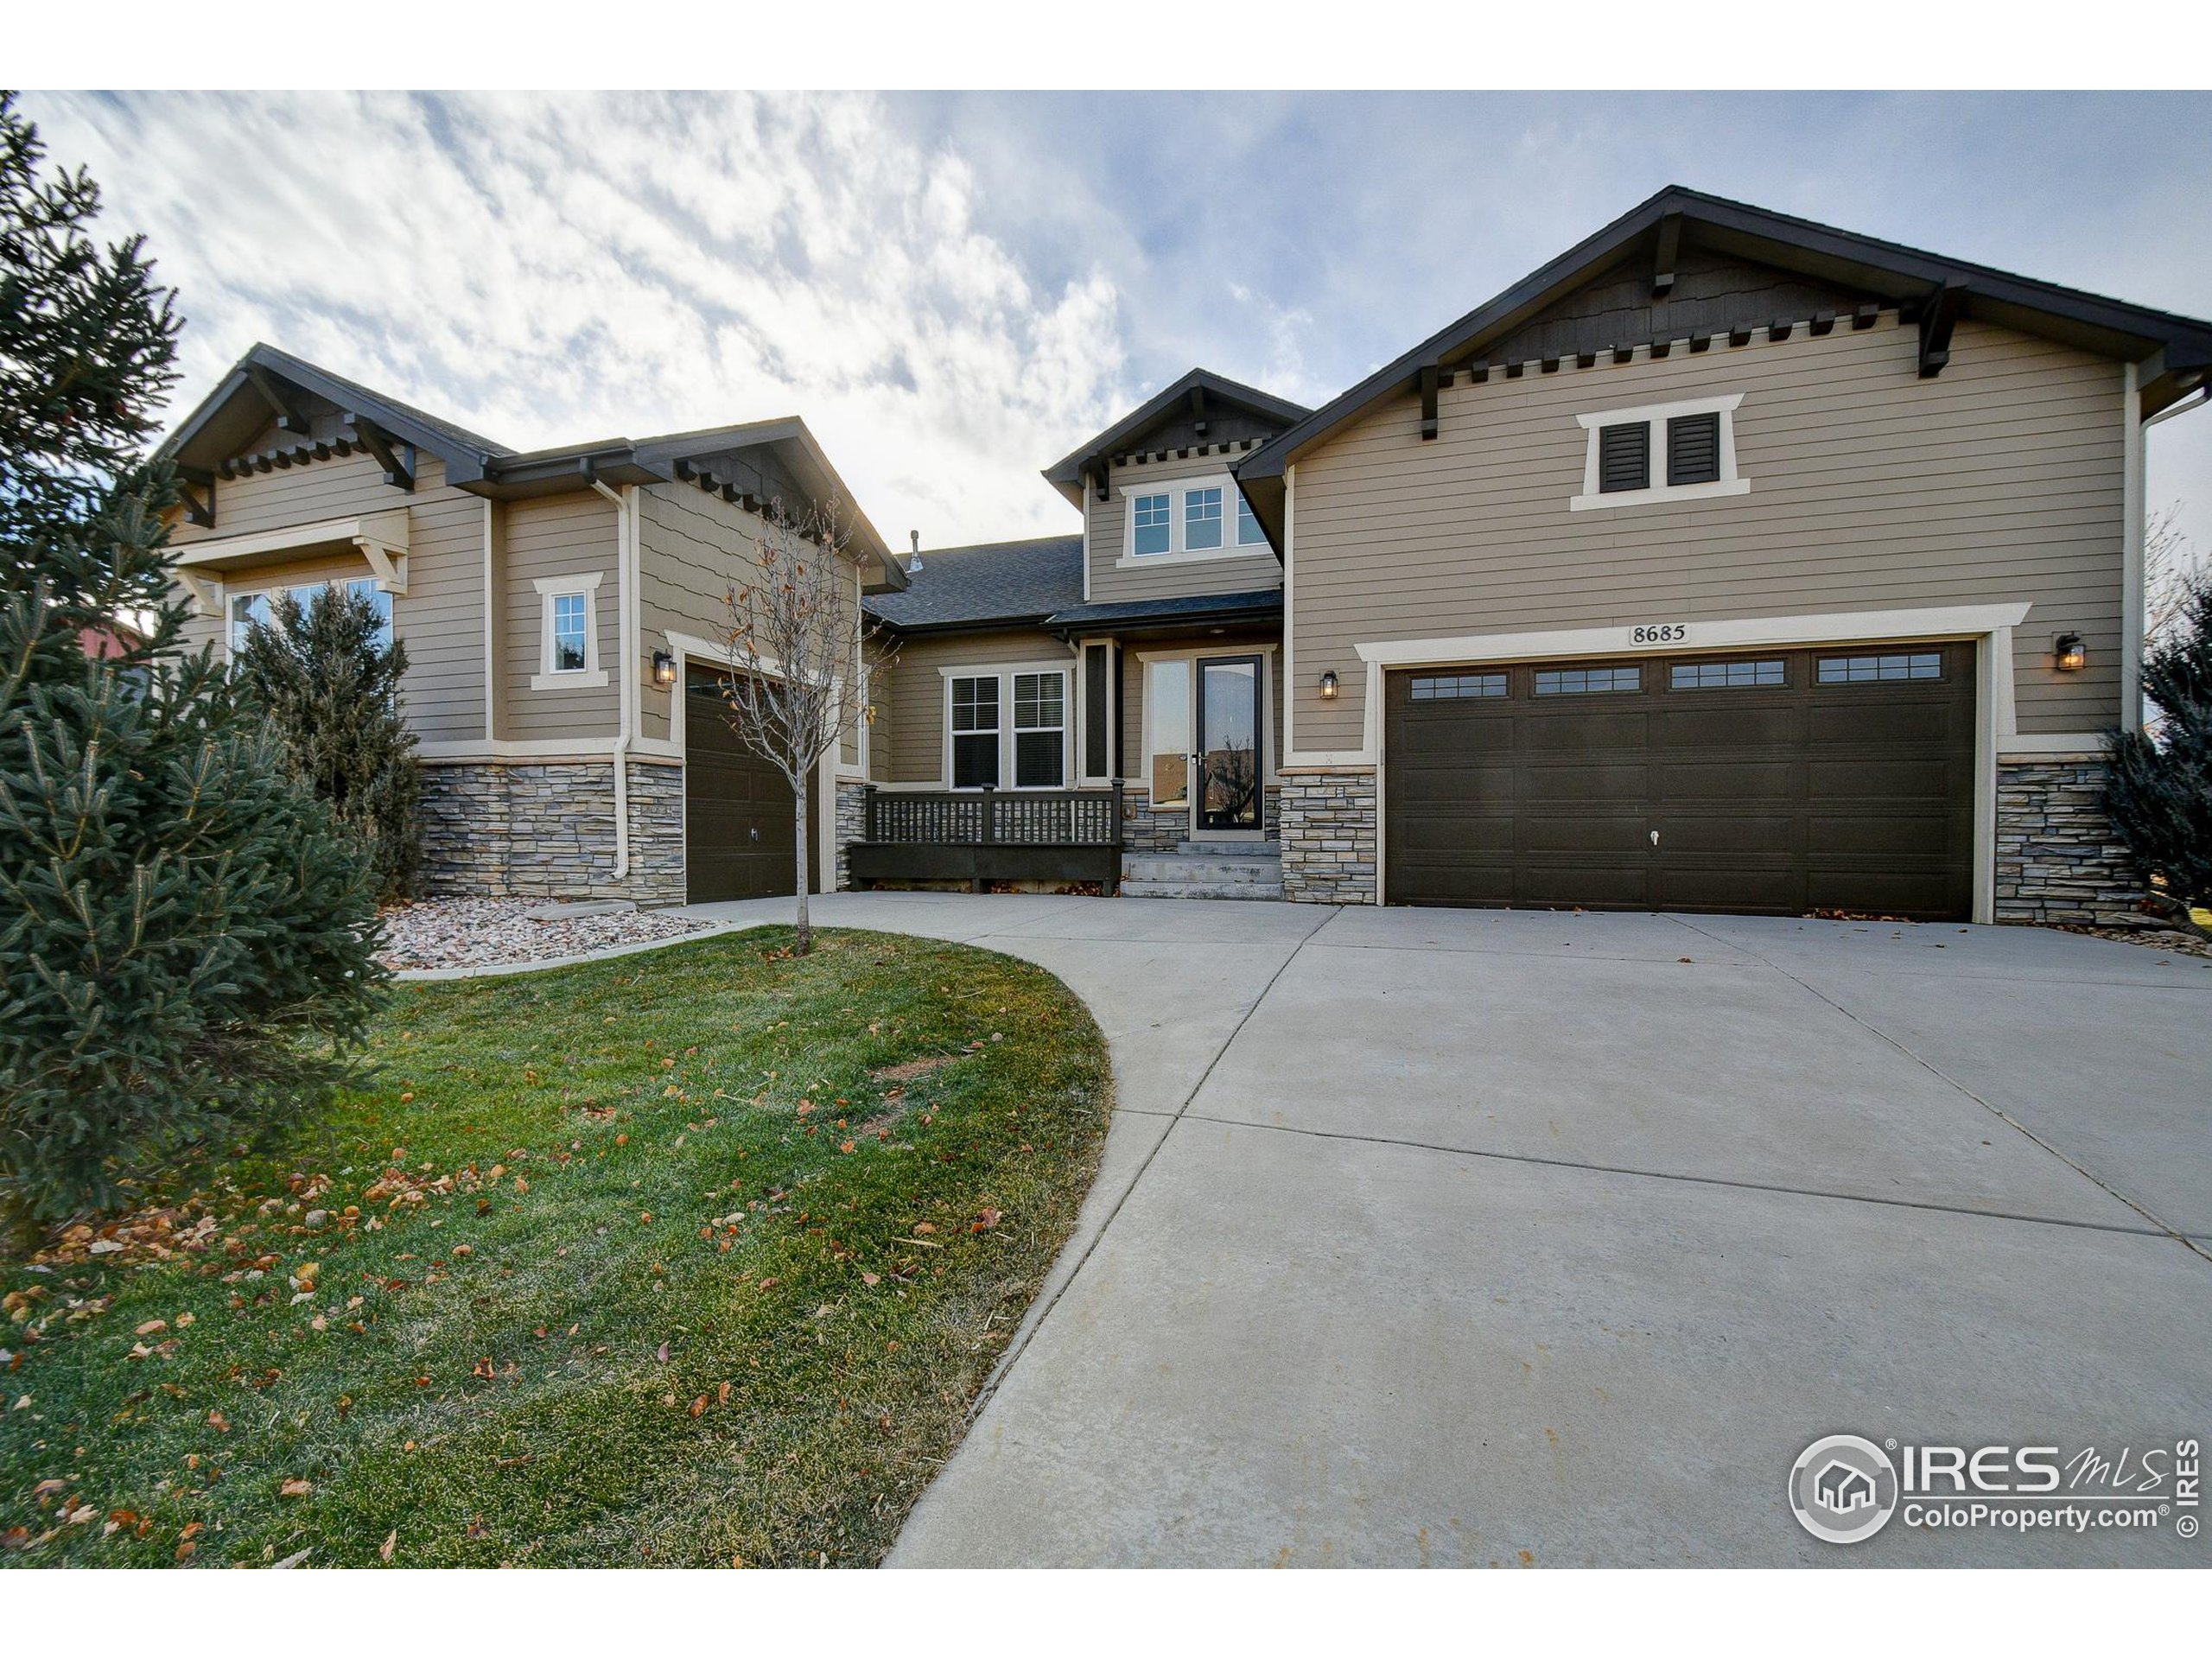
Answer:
[
  {"left": 1667, "top": 412, "right": 1720, "bottom": 486},
  {"left": 1598, "top": 423, "right": 1650, "bottom": 493}
]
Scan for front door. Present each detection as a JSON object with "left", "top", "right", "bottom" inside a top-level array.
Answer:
[{"left": 1194, "top": 654, "right": 1263, "bottom": 835}]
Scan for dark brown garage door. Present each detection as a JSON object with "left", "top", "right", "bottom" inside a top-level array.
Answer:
[
  {"left": 1384, "top": 645, "right": 1976, "bottom": 919},
  {"left": 684, "top": 665, "right": 809, "bottom": 904}
]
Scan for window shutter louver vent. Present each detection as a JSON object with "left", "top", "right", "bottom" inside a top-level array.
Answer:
[
  {"left": 1598, "top": 423, "right": 1650, "bottom": 493},
  {"left": 1667, "top": 411, "right": 1721, "bottom": 486}
]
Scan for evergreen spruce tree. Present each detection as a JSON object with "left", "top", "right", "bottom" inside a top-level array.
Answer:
[
  {"left": 2104, "top": 573, "right": 2212, "bottom": 918},
  {"left": 236, "top": 586, "right": 424, "bottom": 903},
  {"left": 0, "top": 93, "right": 387, "bottom": 1235}
]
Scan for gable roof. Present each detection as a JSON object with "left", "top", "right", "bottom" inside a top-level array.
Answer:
[
  {"left": 158, "top": 343, "right": 902, "bottom": 588},
  {"left": 1043, "top": 368, "right": 1311, "bottom": 508},
  {"left": 1235, "top": 185, "right": 2212, "bottom": 540},
  {"left": 862, "top": 534, "right": 1083, "bottom": 633}
]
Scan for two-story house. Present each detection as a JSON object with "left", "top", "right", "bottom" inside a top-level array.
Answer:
[
  {"left": 849, "top": 186, "right": 2212, "bottom": 927},
  {"left": 160, "top": 187, "right": 2212, "bottom": 929},
  {"left": 158, "top": 343, "right": 905, "bottom": 907}
]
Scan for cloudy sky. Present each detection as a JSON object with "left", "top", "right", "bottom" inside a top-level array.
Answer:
[{"left": 27, "top": 91, "right": 2212, "bottom": 555}]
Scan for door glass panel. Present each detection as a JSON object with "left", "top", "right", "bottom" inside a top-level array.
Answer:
[
  {"left": 1147, "top": 658, "right": 1190, "bottom": 806},
  {"left": 1198, "top": 657, "right": 1261, "bottom": 831}
]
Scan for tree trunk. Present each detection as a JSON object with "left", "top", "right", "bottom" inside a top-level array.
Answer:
[{"left": 792, "top": 784, "right": 812, "bottom": 955}]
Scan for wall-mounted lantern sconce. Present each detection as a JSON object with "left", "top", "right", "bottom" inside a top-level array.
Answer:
[
  {"left": 2053, "top": 632, "right": 2087, "bottom": 673},
  {"left": 1318, "top": 670, "right": 1340, "bottom": 700},
  {"left": 651, "top": 648, "right": 677, "bottom": 689}
]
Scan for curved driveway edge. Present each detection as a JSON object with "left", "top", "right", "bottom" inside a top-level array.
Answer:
[{"left": 676, "top": 893, "right": 2212, "bottom": 1567}]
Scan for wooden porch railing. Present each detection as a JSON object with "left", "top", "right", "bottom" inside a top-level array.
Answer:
[{"left": 865, "top": 782, "right": 1123, "bottom": 848}]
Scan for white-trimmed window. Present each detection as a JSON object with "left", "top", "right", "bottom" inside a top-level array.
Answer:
[
  {"left": 1122, "top": 474, "right": 1271, "bottom": 563},
  {"left": 227, "top": 576, "right": 392, "bottom": 657},
  {"left": 1012, "top": 671, "right": 1066, "bottom": 788},
  {"left": 1571, "top": 393, "right": 1750, "bottom": 512},
  {"left": 1234, "top": 491, "right": 1268, "bottom": 548},
  {"left": 531, "top": 571, "right": 608, "bottom": 690},
  {"left": 944, "top": 664, "right": 1070, "bottom": 790},
  {"left": 950, "top": 674, "right": 1001, "bottom": 788}
]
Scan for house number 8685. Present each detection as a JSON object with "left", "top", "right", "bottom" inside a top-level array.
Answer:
[{"left": 1631, "top": 624, "right": 1688, "bottom": 645}]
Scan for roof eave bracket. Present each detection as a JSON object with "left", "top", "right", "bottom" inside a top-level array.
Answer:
[{"left": 1917, "top": 282, "right": 1966, "bottom": 378}]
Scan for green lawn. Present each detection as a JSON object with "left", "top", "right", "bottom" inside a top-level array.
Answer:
[{"left": 0, "top": 927, "right": 1110, "bottom": 1567}]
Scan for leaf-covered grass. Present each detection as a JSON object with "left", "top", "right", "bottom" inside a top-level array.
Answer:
[{"left": 0, "top": 927, "right": 1110, "bottom": 1567}]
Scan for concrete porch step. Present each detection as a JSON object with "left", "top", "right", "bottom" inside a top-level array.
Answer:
[
  {"left": 1176, "top": 840, "right": 1280, "bottom": 859},
  {"left": 1119, "top": 877, "right": 1286, "bottom": 900},
  {"left": 1122, "top": 853, "right": 1285, "bottom": 885}
]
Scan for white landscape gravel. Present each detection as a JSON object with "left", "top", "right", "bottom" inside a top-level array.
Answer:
[{"left": 374, "top": 897, "right": 708, "bottom": 971}]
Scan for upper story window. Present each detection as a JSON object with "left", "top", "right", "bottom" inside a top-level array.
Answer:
[
  {"left": 1235, "top": 492, "right": 1267, "bottom": 547},
  {"left": 1121, "top": 474, "right": 1270, "bottom": 563},
  {"left": 226, "top": 576, "right": 393, "bottom": 658},
  {"left": 1184, "top": 487, "right": 1224, "bottom": 550},
  {"left": 1573, "top": 393, "right": 1750, "bottom": 512},
  {"left": 1132, "top": 493, "right": 1173, "bottom": 556},
  {"left": 531, "top": 571, "right": 608, "bottom": 690}
]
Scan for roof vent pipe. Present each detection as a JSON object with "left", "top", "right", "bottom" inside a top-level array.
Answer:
[{"left": 906, "top": 531, "right": 923, "bottom": 575}]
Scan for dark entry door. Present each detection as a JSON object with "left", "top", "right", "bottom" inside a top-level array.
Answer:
[
  {"left": 1195, "top": 654, "right": 1263, "bottom": 833},
  {"left": 684, "top": 664, "right": 806, "bottom": 903},
  {"left": 1383, "top": 645, "right": 1977, "bottom": 920}
]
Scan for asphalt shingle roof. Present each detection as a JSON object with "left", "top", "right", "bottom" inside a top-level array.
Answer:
[{"left": 864, "top": 534, "right": 1084, "bottom": 632}]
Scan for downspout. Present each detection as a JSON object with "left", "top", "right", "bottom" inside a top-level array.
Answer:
[{"left": 590, "top": 477, "right": 636, "bottom": 881}]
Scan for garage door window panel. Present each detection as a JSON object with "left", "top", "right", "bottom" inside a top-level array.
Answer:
[
  {"left": 1535, "top": 664, "right": 1642, "bottom": 696},
  {"left": 1816, "top": 652, "right": 1943, "bottom": 684}
]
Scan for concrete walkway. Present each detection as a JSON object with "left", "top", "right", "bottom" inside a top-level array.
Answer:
[{"left": 677, "top": 893, "right": 2212, "bottom": 1566}]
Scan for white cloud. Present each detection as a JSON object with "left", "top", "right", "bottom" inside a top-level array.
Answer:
[{"left": 32, "top": 92, "right": 1124, "bottom": 544}]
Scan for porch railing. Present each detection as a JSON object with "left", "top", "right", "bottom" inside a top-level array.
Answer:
[{"left": 865, "top": 782, "right": 1123, "bottom": 848}]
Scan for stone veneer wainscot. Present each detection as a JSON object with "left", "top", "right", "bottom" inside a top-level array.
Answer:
[
  {"left": 1278, "top": 768, "right": 1377, "bottom": 904},
  {"left": 1993, "top": 755, "right": 2149, "bottom": 927},
  {"left": 422, "top": 758, "right": 685, "bottom": 907}
]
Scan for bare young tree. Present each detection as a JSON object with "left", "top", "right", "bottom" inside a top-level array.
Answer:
[
  {"left": 2145, "top": 503, "right": 2202, "bottom": 651},
  {"left": 716, "top": 499, "right": 896, "bottom": 954}
]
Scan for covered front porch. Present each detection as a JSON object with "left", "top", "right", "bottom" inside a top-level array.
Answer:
[{"left": 849, "top": 590, "right": 1285, "bottom": 897}]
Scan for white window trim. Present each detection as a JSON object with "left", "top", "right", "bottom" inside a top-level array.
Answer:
[
  {"left": 225, "top": 575, "right": 393, "bottom": 660},
  {"left": 936, "top": 661, "right": 1073, "bottom": 791},
  {"left": 1571, "top": 392, "right": 1750, "bottom": 512},
  {"left": 531, "top": 571, "right": 608, "bottom": 690},
  {"left": 1118, "top": 471, "right": 1274, "bottom": 568}
]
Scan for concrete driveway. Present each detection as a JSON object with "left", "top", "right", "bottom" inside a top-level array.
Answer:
[{"left": 679, "top": 892, "right": 2212, "bottom": 1566}]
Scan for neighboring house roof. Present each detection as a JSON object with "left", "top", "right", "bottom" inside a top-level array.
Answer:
[
  {"left": 864, "top": 535, "right": 1084, "bottom": 633},
  {"left": 157, "top": 343, "right": 904, "bottom": 589},
  {"left": 1043, "top": 368, "right": 1311, "bottom": 510},
  {"left": 1040, "top": 588, "right": 1283, "bottom": 638},
  {"left": 1235, "top": 184, "right": 2212, "bottom": 543}
]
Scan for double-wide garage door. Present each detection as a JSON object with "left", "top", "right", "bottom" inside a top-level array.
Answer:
[
  {"left": 684, "top": 664, "right": 807, "bottom": 904},
  {"left": 1384, "top": 644, "right": 1976, "bottom": 920}
]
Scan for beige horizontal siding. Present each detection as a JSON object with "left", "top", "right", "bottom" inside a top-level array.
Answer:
[
  {"left": 169, "top": 453, "right": 486, "bottom": 742},
  {"left": 876, "top": 628, "right": 1076, "bottom": 787},
  {"left": 1289, "top": 316, "right": 2126, "bottom": 753},
  {"left": 503, "top": 492, "right": 618, "bottom": 741},
  {"left": 1087, "top": 448, "right": 1283, "bottom": 604},
  {"left": 638, "top": 481, "right": 868, "bottom": 766}
]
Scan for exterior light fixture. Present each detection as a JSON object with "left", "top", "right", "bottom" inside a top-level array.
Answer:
[
  {"left": 2054, "top": 632, "right": 2086, "bottom": 673},
  {"left": 1319, "top": 670, "right": 1339, "bottom": 699},
  {"left": 651, "top": 648, "right": 677, "bottom": 688}
]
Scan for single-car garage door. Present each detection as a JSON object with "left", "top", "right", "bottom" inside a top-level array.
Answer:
[
  {"left": 684, "top": 664, "right": 809, "bottom": 904},
  {"left": 1384, "top": 644, "right": 1976, "bottom": 919}
]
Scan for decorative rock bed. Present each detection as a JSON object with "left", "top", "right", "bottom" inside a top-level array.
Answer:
[{"left": 374, "top": 897, "right": 708, "bottom": 971}]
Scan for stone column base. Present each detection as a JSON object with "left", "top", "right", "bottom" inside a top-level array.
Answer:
[
  {"left": 1993, "top": 754, "right": 2151, "bottom": 927},
  {"left": 1279, "top": 767, "right": 1378, "bottom": 904},
  {"left": 835, "top": 779, "right": 872, "bottom": 892}
]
